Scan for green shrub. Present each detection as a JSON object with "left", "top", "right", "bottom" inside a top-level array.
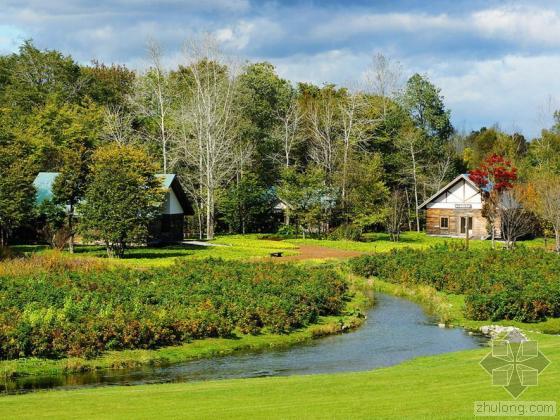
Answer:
[
  {"left": 0, "top": 259, "right": 347, "bottom": 360},
  {"left": 276, "top": 225, "right": 298, "bottom": 237},
  {"left": 328, "top": 224, "right": 362, "bottom": 241},
  {"left": 350, "top": 247, "right": 560, "bottom": 322}
]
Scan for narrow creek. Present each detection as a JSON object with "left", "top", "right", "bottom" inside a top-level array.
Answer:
[{"left": 1, "top": 293, "right": 486, "bottom": 394}]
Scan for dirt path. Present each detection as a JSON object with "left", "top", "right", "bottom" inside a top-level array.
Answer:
[{"left": 273, "top": 245, "right": 364, "bottom": 261}]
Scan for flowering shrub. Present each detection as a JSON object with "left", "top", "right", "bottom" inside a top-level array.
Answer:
[
  {"left": 0, "top": 259, "right": 347, "bottom": 359},
  {"left": 350, "top": 246, "right": 560, "bottom": 322}
]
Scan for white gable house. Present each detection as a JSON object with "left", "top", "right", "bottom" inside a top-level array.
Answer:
[{"left": 418, "top": 174, "right": 488, "bottom": 238}]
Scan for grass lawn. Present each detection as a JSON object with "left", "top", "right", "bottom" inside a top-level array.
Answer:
[
  {"left": 10, "top": 232, "right": 549, "bottom": 268},
  {"left": 11, "top": 237, "right": 299, "bottom": 268},
  {"left": 1, "top": 332, "right": 558, "bottom": 419},
  {"left": 287, "top": 231, "right": 547, "bottom": 253}
]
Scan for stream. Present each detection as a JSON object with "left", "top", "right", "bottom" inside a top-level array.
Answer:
[{"left": 1, "top": 293, "right": 486, "bottom": 394}]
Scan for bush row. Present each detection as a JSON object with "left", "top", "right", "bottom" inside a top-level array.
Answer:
[
  {"left": 0, "top": 258, "right": 347, "bottom": 359},
  {"left": 349, "top": 245, "right": 560, "bottom": 322}
]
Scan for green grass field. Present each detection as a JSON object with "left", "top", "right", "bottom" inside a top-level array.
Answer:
[
  {"left": 11, "top": 236, "right": 300, "bottom": 268},
  {"left": 1, "top": 332, "right": 558, "bottom": 419},
  {"left": 11, "top": 232, "right": 548, "bottom": 268},
  {"left": 289, "top": 231, "right": 548, "bottom": 252}
]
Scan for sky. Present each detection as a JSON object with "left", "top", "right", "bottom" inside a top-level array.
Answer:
[{"left": 1, "top": 0, "right": 560, "bottom": 138}]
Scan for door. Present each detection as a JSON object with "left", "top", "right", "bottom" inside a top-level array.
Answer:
[{"left": 460, "top": 216, "right": 473, "bottom": 236}]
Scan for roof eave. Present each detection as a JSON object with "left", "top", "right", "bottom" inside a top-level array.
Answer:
[{"left": 417, "top": 174, "right": 480, "bottom": 210}]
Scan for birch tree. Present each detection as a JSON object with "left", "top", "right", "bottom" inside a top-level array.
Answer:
[
  {"left": 396, "top": 126, "right": 424, "bottom": 232},
  {"left": 499, "top": 188, "right": 535, "bottom": 250},
  {"left": 528, "top": 173, "right": 560, "bottom": 252},
  {"left": 171, "top": 36, "right": 240, "bottom": 240},
  {"left": 339, "top": 89, "right": 366, "bottom": 218},
  {"left": 102, "top": 105, "right": 137, "bottom": 145},
  {"left": 133, "top": 41, "right": 173, "bottom": 173},
  {"left": 365, "top": 53, "right": 402, "bottom": 119},
  {"left": 306, "top": 85, "right": 340, "bottom": 181},
  {"left": 276, "top": 95, "right": 304, "bottom": 167}
]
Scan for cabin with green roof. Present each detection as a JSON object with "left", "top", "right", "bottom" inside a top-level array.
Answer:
[{"left": 33, "top": 172, "right": 193, "bottom": 243}]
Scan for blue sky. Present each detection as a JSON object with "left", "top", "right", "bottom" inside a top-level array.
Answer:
[{"left": 1, "top": 0, "right": 560, "bottom": 137}]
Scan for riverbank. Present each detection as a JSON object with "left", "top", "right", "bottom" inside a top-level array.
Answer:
[
  {"left": 1, "top": 331, "right": 558, "bottom": 419},
  {"left": 1, "top": 269, "right": 371, "bottom": 382},
  {"left": 368, "top": 277, "right": 560, "bottom": 334}
]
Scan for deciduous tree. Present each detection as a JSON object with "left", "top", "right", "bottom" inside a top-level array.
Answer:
[
  {"left": 0, "top": 138, "right": 36, "bottom": 247},
  {"left": 527, "top": 172, "right": 560, "bottom": 252},
  {"left": 384, "top": 190, "right": 408, "bottom": 242},
  {"left": 171, "top": 36, "right": 240, "bottom": 240},
  {"left": 469, "top": 154, "right": 518, "bottom": 247},
  {"left": 79, "top": 144, "right": 164, "bottom": 257},
  {"left": 132, "top": 41, "right": 174, "bottom": 173}
]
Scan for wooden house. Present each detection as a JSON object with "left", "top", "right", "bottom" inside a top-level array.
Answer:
[
  {"left": 418, "top": 174, "right": 488, "bottom": 239},
  {"left": 33, "top": 172, "right": 192, "bottom": 243},
  {"left": 149, "top": 174, "right": 193, "bottom": 243}
]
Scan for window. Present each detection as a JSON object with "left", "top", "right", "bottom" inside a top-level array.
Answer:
[{"left": 440, "top": 217, "right": 449, "bottom": 229}]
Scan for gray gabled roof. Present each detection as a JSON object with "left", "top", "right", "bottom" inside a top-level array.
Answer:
[
  {"left": 33, "top": 172, "right": 193, "bottom": 215},
  {"left": 418, "top": 174, "right": 480, "bottom": 210}
]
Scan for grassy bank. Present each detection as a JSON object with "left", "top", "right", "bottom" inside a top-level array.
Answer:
[
  {"left": 1, "top": 332, "right": 558, "bottom": 419},
  {"left": 0, "top": 311, "right": 367, "bottom": 382},
  {"left": 368, "top": 277, "right": 560, "bottom": 334},
  {"left": 0, "top": 263, "right": 370, "bottom": 380},
  {"left": 351, "top": 247, "right": 560, "bottom": 323}
]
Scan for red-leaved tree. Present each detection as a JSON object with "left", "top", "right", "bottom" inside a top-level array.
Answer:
[
  {"left": 468, "top": 154, "right": 518, "bottom": 247},
  {"left": 468, "top": 154, "right": 517, "bottom": 192}
]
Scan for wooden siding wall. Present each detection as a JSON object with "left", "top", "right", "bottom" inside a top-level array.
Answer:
[{"left": 426, "top": 208, "right": 487, "bottom": 238}]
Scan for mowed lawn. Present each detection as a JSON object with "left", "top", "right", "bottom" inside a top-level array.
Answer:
[
  {"left": 288, "top": 231, "right": 548, "bottom": 253},
  {"left": 1, "top": 333, "right": 558, "bottom": 419},
  {"left": 11, "top": 232, "right": 548, "bottom": 268},
  {"left": 11, "top": 236, "right": 300, "bottom": 268}
]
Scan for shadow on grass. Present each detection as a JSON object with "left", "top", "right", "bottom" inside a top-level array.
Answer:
[
  {"left": 72, "top": 244, "right": 207, "bottom": 260},
  {"left": 122, "top": 251, "right": 195, "bottom": 259},
  {"left": 361, "top": 233, "right": 422, "bottom": 244},
  {"left": 9, "top": 245, "right": 49, "bottom": 254}
]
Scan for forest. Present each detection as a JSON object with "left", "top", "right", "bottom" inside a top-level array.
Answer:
[{"left": 1, "top": 38, "right": 560, "bottom": 252}]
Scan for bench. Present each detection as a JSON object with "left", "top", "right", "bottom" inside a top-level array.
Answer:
[{"left": 270, "top": 252, "right": 283, "bottom": 257}]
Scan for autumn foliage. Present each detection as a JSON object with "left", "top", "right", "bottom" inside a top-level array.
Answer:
[{"left": 468, "top": 154, "right": 517, "bottom": 192}]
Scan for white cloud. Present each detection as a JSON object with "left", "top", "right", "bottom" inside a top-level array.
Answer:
[
  {"left": 472, "top": 6, "right": 560, "bottom": 47},
  {"left": 432, "top": 54, "right": 560, "bottom": 136},
  {"left": 310, "top": 12, "right": 460, "bottom": 40},
  {"left": 214, "top": 18, "right": 284, "bottom": 52},
  {"left": 214, "top": 21, "right": 255, "bottom": 50},
  {"left": 0, "top": 25, "right": 26, "bottom": 53},
  {"left": 271, "top": 49, "right": 371, "bottom": 86}
]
